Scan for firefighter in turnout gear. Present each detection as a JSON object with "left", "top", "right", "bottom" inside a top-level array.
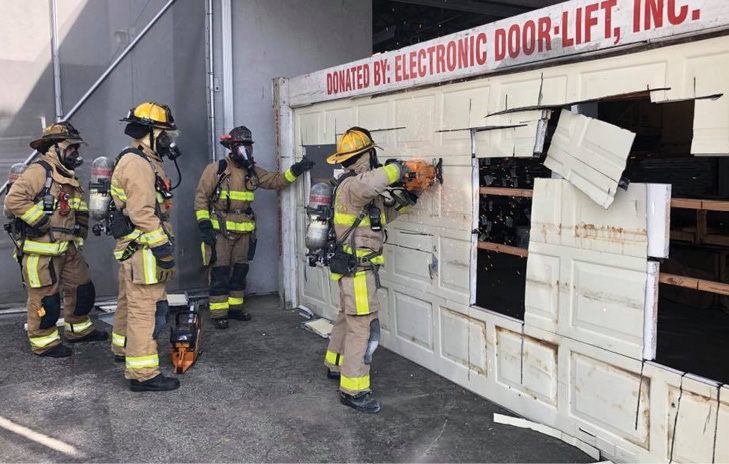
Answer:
[
  {"left": 194, "top": 126, "right": 314, "bottom": 330},
  {"left": 110, "top": 102, "right": 181, "bottom": 392},
  {"left": 4, "top": 122, "right": 107, "bottom": 357},
  {"left": 323, "top": 127, "right": 426, "bottom": 414}
]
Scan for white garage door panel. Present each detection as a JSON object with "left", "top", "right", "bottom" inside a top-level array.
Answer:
[
  {"left": 439, "top": 236, "right": 471, "bottom": 295},
  {"left": 297, "top": 111, "right": 323, "bottom": 147},
  {"left": 666, "top": 387, "right": 727, "bottom": 463},
  {"left": 496, "top": 327, "right": 558, "bottom": 407},
  {"left": 571, "top": 352, "right": 650, "bottom": 449},
  {"left": 395, "top": 94, "right": 438, "bottom": 152},
  {"left": 325, "top": 108, "right": 355, "bottom": 144},
  {"left": 544, "top": 110, "right": 636, "bottom": 209},
  {"left": 495, "top": 75, "right": 569, "bottom": 110},
  {"left": 524, "top": 251, "right": 560, "bottom": 333},
  {"left": 530, "top": 179, "right": 649, "bottom": 259},
  {"left": 394, "top": 290, "right": 434, "bottom": 352},
  {"left": 440, "top": 307, "right": 487, "bottom": 376},
  {"left": 479, "top": 110, "right": 548, "bottom": 158},
  {"left": 579, "top": 61, "right": 668, "bottom": 102}
]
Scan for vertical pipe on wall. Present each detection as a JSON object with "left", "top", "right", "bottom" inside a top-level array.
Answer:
[
  {"left": 205, "top": 0, "right": 217, "bottom": 161},
  {"left": 49, "top": 0, "right": 63, "bottom": 121},
  {"left": 221, "top": 0, "right": 234, "bottom": 133}
]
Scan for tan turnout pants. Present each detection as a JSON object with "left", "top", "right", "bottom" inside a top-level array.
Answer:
[
  {"left": 111, "top": 247, "right": 168, "bottom": 382},
  {"left": 324, "top": 270, "right": 380, "bottom": 395},
  {"left": 205, "top": 233, "right": 251, "bottom": 319},
  {"left": 24, "top": 244, "right": 96, "bottom": 354}
]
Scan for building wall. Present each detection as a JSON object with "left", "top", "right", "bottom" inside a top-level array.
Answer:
[{"left": 220, "top": 0, "right": 372, "bottom": 295}]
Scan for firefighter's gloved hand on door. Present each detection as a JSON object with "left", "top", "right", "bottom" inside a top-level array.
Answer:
[
  {"left": 290, "top": 159, "right": 315, "bottom": 177},
  {"left": 194, "top": 125, "right": 309, "bottom": 330},
  {"left": 321, "top": 126, "right": 413, "bottom": 415},
  {"left": 4, "top": 122, "right": 108, "bottom": 358}
]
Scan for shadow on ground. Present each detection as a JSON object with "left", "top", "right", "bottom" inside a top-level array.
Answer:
[{"left": 0, "top": 295, "right": 593, "bottom": 463}]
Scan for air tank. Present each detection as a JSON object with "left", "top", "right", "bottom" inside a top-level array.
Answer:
[
  {"left": 305, "top": 182, "right": 333, "bottom": 253},
  {"left": 88, "top": 156, "right": 114, "bottom": 220}
]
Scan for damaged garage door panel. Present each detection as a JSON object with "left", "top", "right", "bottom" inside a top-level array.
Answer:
[
  {"left": 525, "top": 180, "right": 667, "bottom": 360},
  {"left": 477, "top": 110, "right": 550, "bottom": 158},
  {"left": 544, "top": 110, "right": 636, "bottom": 209}
]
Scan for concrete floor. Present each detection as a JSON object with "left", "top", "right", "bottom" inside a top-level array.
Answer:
[{"left": 0, "top": 295, "right": 594, "bottom": 463}]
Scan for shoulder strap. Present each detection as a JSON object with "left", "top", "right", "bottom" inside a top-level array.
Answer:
[
  {"left": 35, "top": 160, "right": 53, "bottom": 197},
  {"left": 217, "top": 159, "right": 228, "bottom": 176}
]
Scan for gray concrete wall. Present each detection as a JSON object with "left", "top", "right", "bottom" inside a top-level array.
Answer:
[{"left": 225, "top": 0, "right": 372, "bottom": 294}]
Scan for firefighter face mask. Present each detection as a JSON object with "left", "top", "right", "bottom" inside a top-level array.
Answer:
[
  {"left": 231, "top": 144, "right": 254, "bottom": 168},
  {"left": 157, "top": 130, "right": 182, "bottom": 160},
  {"left": 58, "top": 142, "right": 83, "bottom": 170}
]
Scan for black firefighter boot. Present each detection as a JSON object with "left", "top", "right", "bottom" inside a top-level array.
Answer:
[
  {"left": 215, "top": 318, "right": 229, "bottom": 330},
  {"left": 67, "top": 329, "right": 109, "bottom": 343},
  {"left": 327, "top": 369, "right": 341, "bottom": 380},
  {"left": 38, "top": 344, "right": 72, "bottom": 358},
  {"left": 340, "top": 391, "right": 381, "bottom": 414},
  {"left": 130, "top": 374, "right": 180, "bottom": 392},
  {"left": 228, "top": 309, "right": 252, "bottom": 321}
]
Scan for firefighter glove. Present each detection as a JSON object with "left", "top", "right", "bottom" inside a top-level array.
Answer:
[
  {"left": 198, "top": 220, "right": 216, "bottom": 245},
  {"left": 290, "top": 159, "right": 315, "bottom": 177},
  {"left": 25, "top": 215, "right": 51, "bottom": 237},
  {"left": 151, "top": 242, "right": 175, "bottom": 269}
]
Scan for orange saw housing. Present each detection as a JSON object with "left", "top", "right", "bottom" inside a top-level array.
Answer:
[{"left": 400, "top": 159, "right": 443, "bottom": 191}]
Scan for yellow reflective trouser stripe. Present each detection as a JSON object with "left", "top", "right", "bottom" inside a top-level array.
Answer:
[
  {"left": 196, "top": 210, "right": 210, "bottom": 221},
  {"left": 220, "top": 190, "right": 255, "bottom": 201},
  {"left": 23, "top": 240, "right": 69, "bottom": 256},
  {"left": 325, "top": 350, "right": 343, "bottom": 366},
  {"left": 111, "top": 185, "right": 127, "bottom": 201},
  {"left": 384, "top": 164, "right": 401, "bottom": 184},
  {"left": 26, "top": 254, "right": 41, "bottom": 288},
  {"left": 284, "top": 168, "right": 297, "bottom": 183},
  {"left": 142, "top": 247, "right": 158, "bottom": 284},
  {"left": 126, "top": 354, "right": 159, "bottom": 369},
  {"left": 342, "top": 245, "right": 385, "bottom": 265},
  {"left": 210, "top": 219, "right": 255, "bottom": 232},
  {"left": 353, "top": 271, "right": 370, "bottom": 315},
  {"left": 20, "top": 202, "right": 44, "bottom": 224},
  {"left": 30, "top": 330, "right": 60, "bottom": 348},
  {"left": 333, "top": 212, "right": 386, "bottom": 227},
  {"left": 112, "top": 332, "right": 126, "bottom": 347},
  {"left": 330, "top": 272, "right": 342, "bottom": 281},
  {"left": 143, "top": 227, "right": 166, "bottom": 247},
  {"left": 200, "top": 242, "right": 207, "bottom": 266},
  {"left": 209, "top": 301, "right": 229, "bottom": 310},
  {"left": 68, "top": 198, "right": 88, "bottom": 211},
  {"left": 65, "top": 318, "right": 92, "bottom": 333},
  {"left": 341, "top": 374, "right": 370, "bottom": 391},
  {"left": 228, "top": 296, "right": 244, "bottom": 306}
]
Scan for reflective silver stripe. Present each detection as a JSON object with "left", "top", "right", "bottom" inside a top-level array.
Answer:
[
  {"left": 65, "top": 319, "right": 92, "bottom": 333},
  {"left": 125, "top": 354, "right": 159, "bottom": 369},
  {"left": 112, "top": 332, "right": 126, "bottom": 347}
]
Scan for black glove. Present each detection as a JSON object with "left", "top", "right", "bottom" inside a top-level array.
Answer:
[
  {"left": 290, "top": 159, "right": 315, "bottom": 177},
  {"left": 151, "top": 242, "right": 175, "bottom": 269},
  {"left": 198, "top": 220, "right": 216, "bottom": 245}
]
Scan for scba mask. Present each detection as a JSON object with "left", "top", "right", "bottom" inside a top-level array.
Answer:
[
  {"left": 156, "top": 130, "right": 182, "bottom": 160},
  {"left": 231, "top": 143, "right": 254, "bottom": 168},
  {"left": 57, "top": 142, "right": 83, "bottom": 170}
]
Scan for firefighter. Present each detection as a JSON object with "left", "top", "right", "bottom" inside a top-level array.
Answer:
[
  {"left": 194, "top": 126, "right": 314, "bottom": 329},
  {"left": 4, "top": 122, "right": 107, "bottom": 357},
  {"left": 323, "top": 127, "right": 426, "bottom": 414},
  {"left": 109, "top": 102, "right": 181, "bottom": 392}
]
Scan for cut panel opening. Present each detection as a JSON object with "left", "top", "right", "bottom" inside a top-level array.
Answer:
[{"left": 596, "top": 96, "right": 729, "bottom": 383}]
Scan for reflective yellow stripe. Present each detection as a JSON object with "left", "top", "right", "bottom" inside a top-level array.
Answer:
[
  {"left": 142, "top": 227, "right": 167, "bottom": 247},
  {"left": 220, "top": 190, "right": 255, "bottom": 201},
  {"left": 333, "top": 212, "right": 386, "bottom": 227},
  {"left": 125, "top": 354, "right": 159, "bottom": 369},
  {"left": 341, "top": 374, "right": 370, "bottom": 391},
  {"left": 112, "top": 332, "right": 126, "bottom": 347},
  {"left": 155, "top": 193, "right": 165, "bottom": 204},
  {"left": 26, "top": 254, "right": 41, "bottom": 288},
  {"left": 228, "top": 296, "right": 244, "bottom": 306},
  {"left": 74, "top": 237, "right": 84, "bottom": 249},
  {"left": 342, "top": 245, "right": 385, "bottom": 265},
  {"left": 209, "top": 301, "right": 229, "bottom": 310},
  {"left": 65, "top": 318, "right": 92, "bottom": 333},
  {"left": 68, "top": 198, "right": 88, "bottom": 211},
  {"left": 30, "top": 330, "right": 60, "bottom": 348},
  {"left": 23, "top": 240, "right": 69, "bottom": 256},
  {"left": 210, "top": 219, "right": 256, "bottom": 232},
  {"left": 353, "top": 271, "right": 369, "bottom": 315},
  {"left": 113, "top": 249, "right": 125, "bottom": 260},
  {"left": 330, "top": 272, "right": 343, "bottom": 281},
  {"left": 196, "top": 210, "right": 210, "bottom": 221},
  {"left": 142, "top": 247, "right": 158, "bottom": 284},
  {"left": 201, "top": 242, "right": 208, "bottom": 266},
  {"left": 110, "top": 185, "right": 127, "bottom": 201},
  {"left": 20, "top": 202, "right": 45, "bottom": 225},
  {"left": 325, "top": 350, "right": 343, "bottom": 366},
  {"left": 384, "top": 164, "right": 401, "bottom": 184},
  {"left": 284, "top": 168, "right": 297, "bottom": 183}
]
